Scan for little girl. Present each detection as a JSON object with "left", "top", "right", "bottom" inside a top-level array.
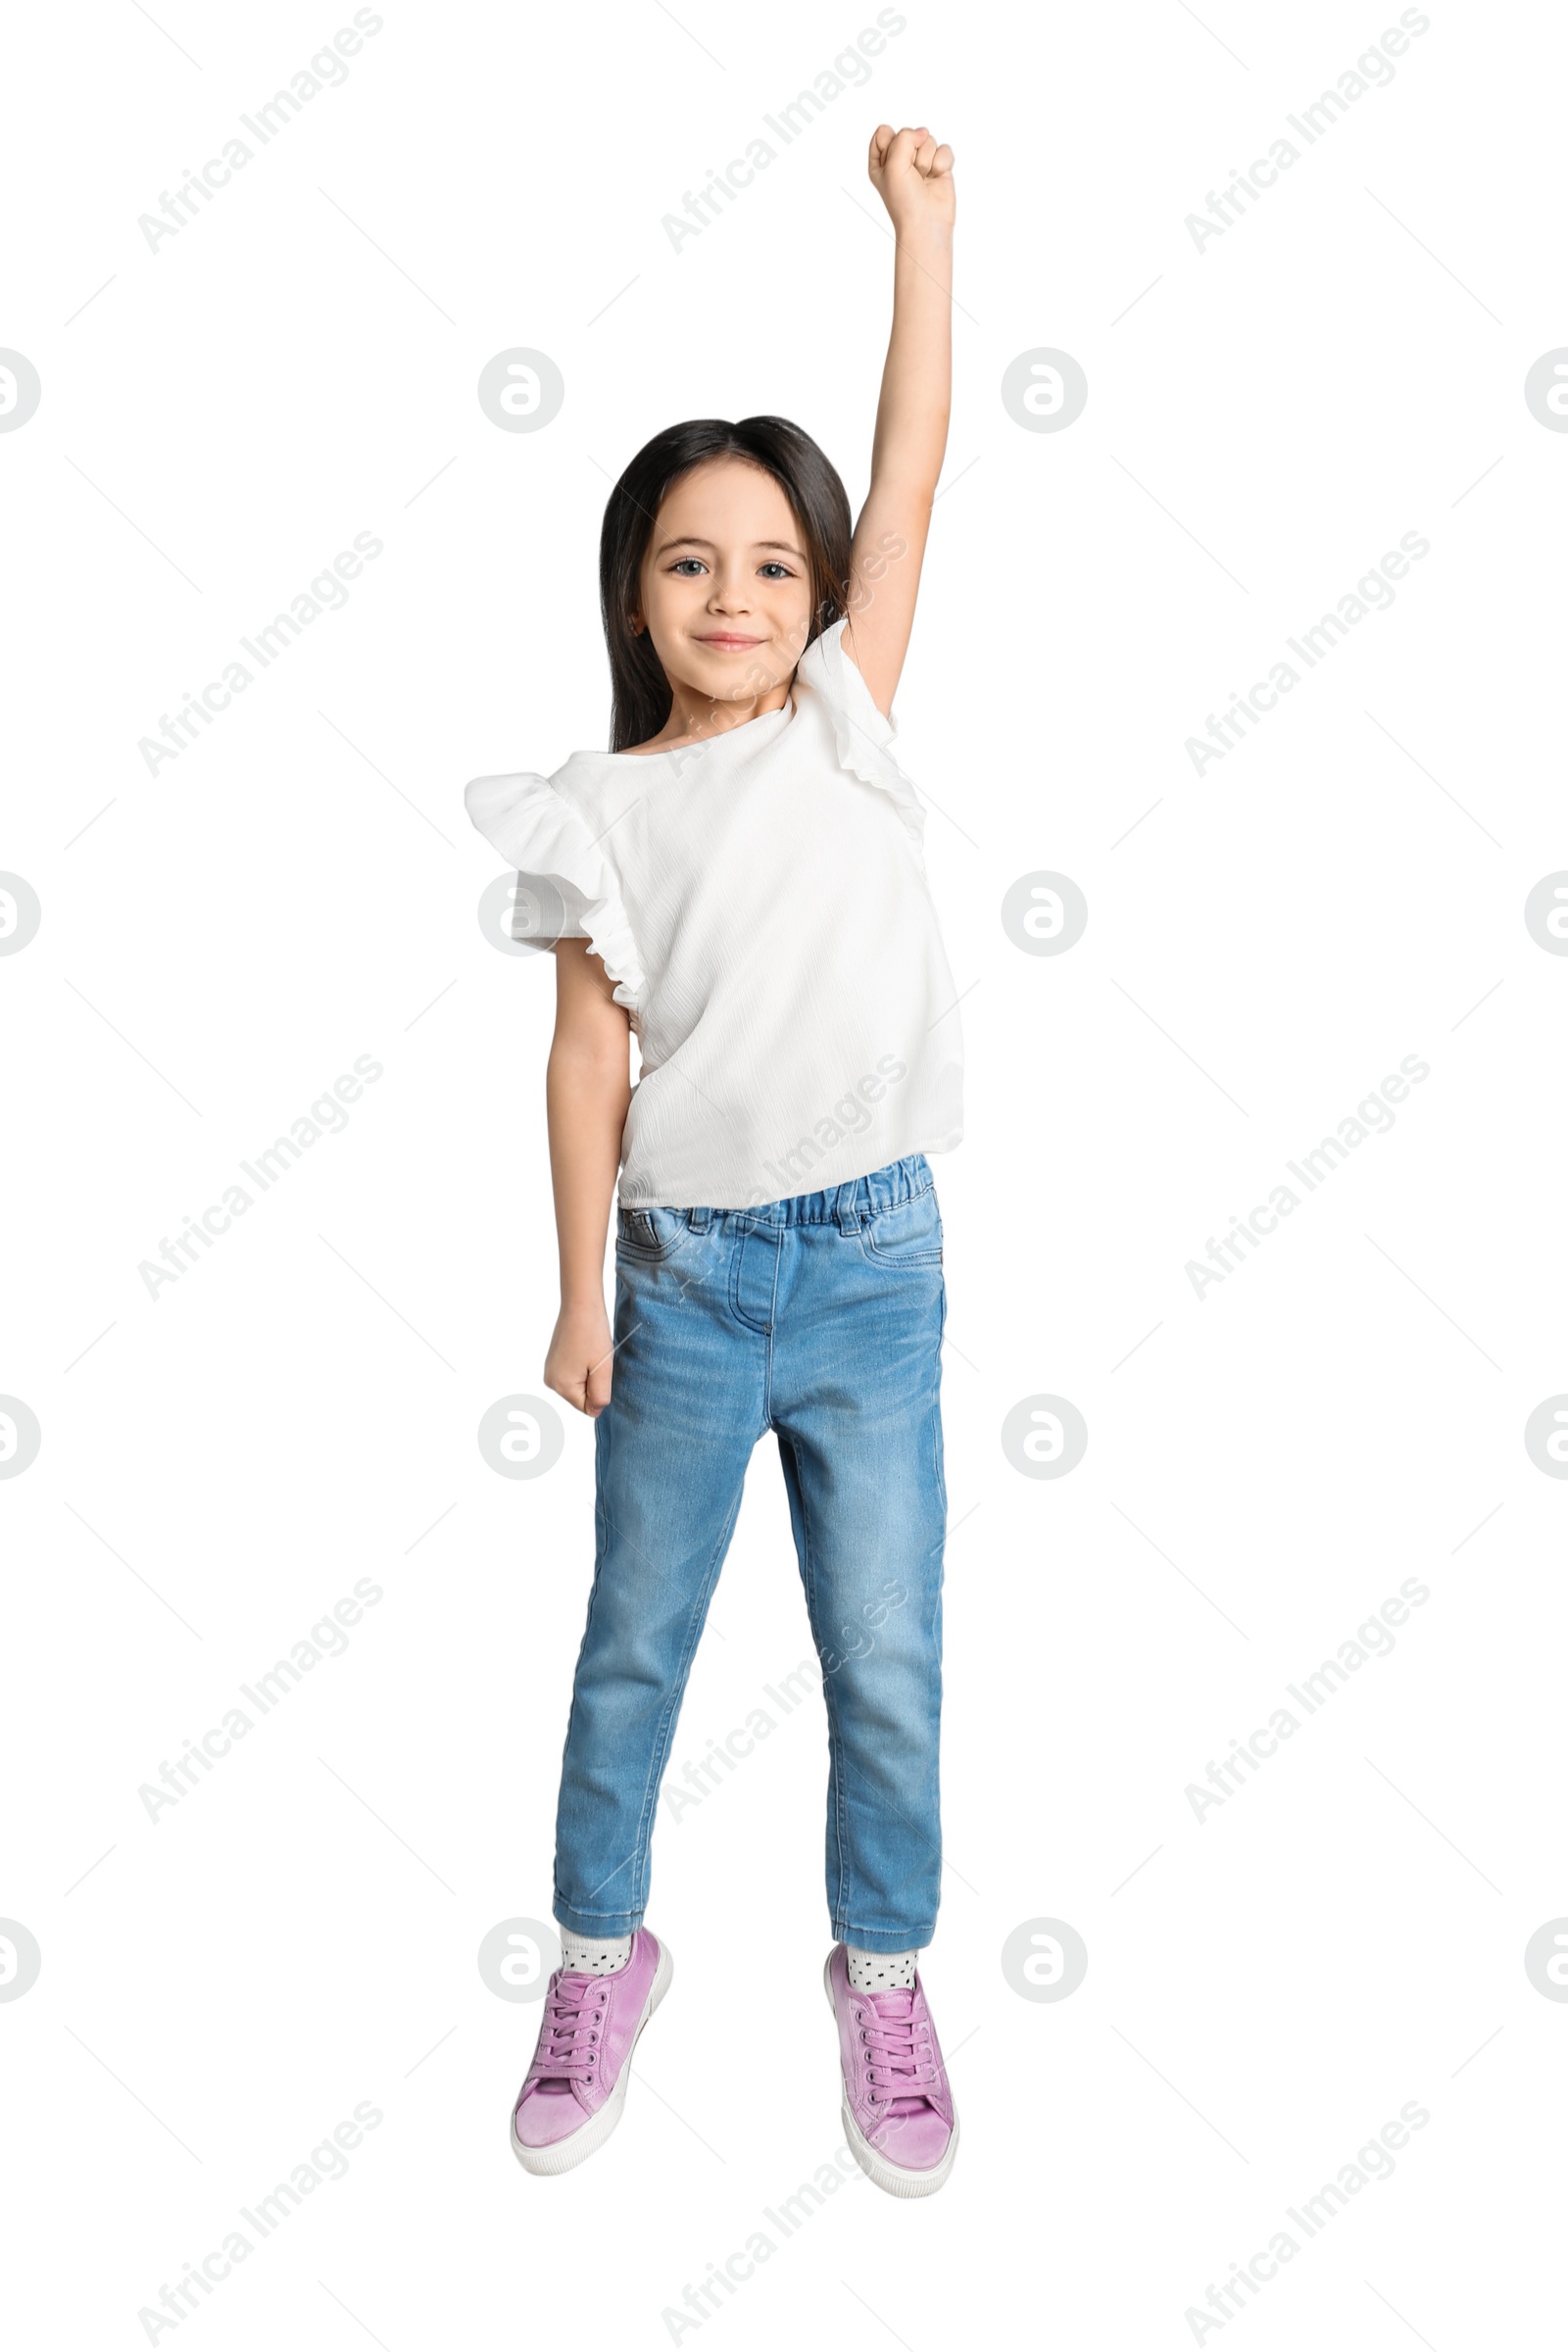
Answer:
[{"left": 467, "top": 125, "right": 963, "bottom": 2197}]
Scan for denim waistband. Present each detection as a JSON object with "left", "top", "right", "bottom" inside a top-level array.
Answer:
[{"left": 682, "top": 1154, "right": 933, "bottom": 1231}]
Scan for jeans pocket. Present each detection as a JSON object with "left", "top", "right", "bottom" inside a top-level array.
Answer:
[
  {"left": 859, "top": 1187, "right": 944, "bottom": 1268},
  {"left": 616, "top": 1204, "right": 682, "bottom": 1262}
]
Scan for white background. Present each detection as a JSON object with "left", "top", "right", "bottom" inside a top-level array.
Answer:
[{"left": 5, "top": 0, "right": 1566, "bottom": 2343}]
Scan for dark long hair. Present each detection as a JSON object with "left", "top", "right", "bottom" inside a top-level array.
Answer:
[{"left": 599, "top": 416, "right": 852, "bottom": 753}]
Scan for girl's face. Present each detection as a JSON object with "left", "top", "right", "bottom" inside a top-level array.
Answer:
[{"left": 634, "top": 458, "right": 815, "bottom": 711}]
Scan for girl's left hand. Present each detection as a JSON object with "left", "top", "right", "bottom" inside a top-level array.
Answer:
[{"left": 867, "top": 122, "right": 956, "bottom": 232}]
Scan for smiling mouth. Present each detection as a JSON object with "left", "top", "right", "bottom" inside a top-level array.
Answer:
[{"left": 694, "top": 632, "right": 765, "bottom": 650}]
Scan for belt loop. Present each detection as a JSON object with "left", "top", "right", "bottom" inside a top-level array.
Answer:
[
  {"left": 688, "top": 1203, "right": 711, "bottom": 1232},
  {"left": 833, "top": 1180, "right": 859, "bottom": 1236}
]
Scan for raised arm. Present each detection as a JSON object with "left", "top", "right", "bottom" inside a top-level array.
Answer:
[{"left": 842, "top": 122, "right": 956, "bottom": 719}]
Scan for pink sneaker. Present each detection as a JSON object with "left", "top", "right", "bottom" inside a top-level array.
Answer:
[
  {"left": 511, "top": 1929, "right": 673, "bottom": 2176},
  {"left": 823, "top": 1943, "right": 958, "bottom": 2197}
]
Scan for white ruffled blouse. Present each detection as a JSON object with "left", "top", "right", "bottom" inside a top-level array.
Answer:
[{"left": 466, "top": 617, "right": 964, "bottom": 1209}]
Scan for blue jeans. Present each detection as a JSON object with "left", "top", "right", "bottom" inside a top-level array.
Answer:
[{"left": 553, "top": 1154, "right": 948, "bottom": 1954}]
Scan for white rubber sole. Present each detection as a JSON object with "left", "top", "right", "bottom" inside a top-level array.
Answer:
[
  {"left": 511, "top": 1938, "right": 674, "bottom": 2178},
  {"left": 822, "top": 1953, "right": 960, "bottom": 2199}
]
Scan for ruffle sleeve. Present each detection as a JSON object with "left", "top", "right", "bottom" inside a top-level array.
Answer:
[
  {"left": 794, "top": 617, "right": 927, "bottom": 851},
  {"left": 465, "top": 770, "right": 645, "bottom": 1013}
]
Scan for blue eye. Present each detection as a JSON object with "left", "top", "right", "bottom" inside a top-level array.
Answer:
[
  {"left": 670, "top": 559, "right": 707, "bottom": 576},
  {"left": 759, "top": 563, "right": 792, "bottom": 579}
]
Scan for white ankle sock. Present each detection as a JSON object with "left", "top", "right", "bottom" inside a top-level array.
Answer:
[
  {"left": 846, "top": 1945, "right": 917, "bottom": 1991},
  {"left": 561, "top": 1932, "right": 633, "bottom": 1975}
]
